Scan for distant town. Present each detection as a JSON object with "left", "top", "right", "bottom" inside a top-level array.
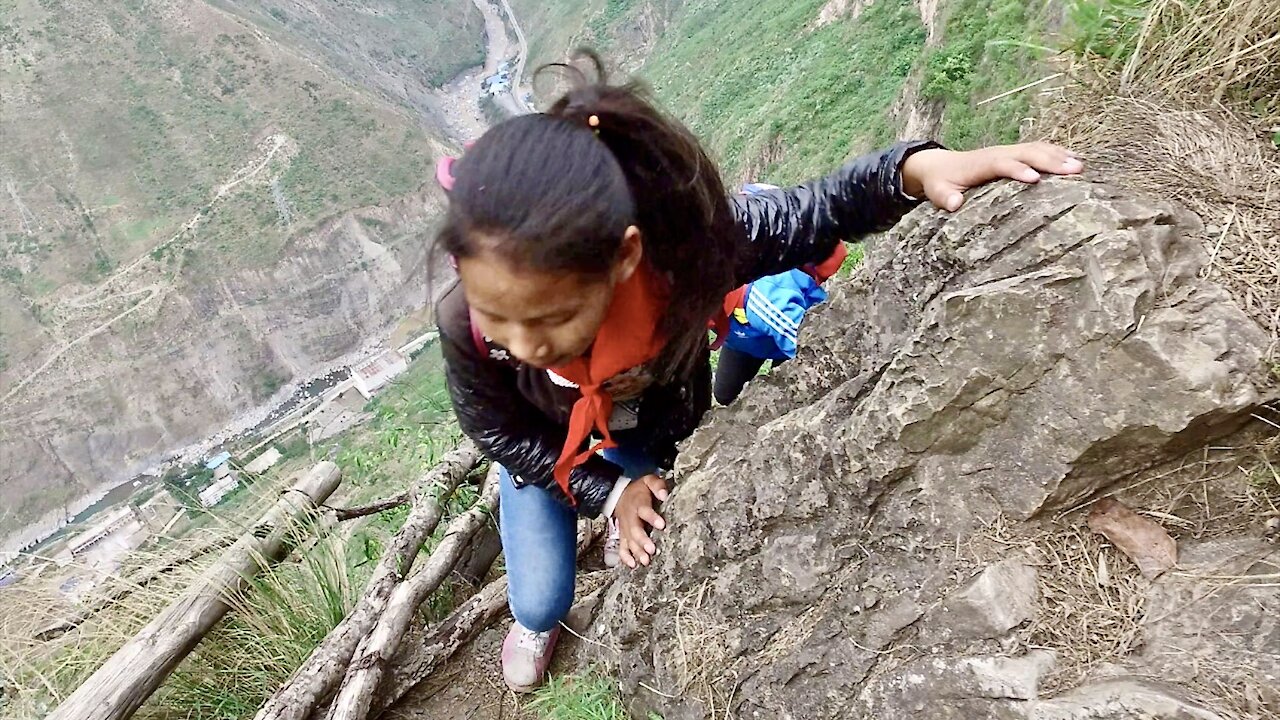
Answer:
[{"left": 0, "top": 331, "right": 438, "bottom": 600}]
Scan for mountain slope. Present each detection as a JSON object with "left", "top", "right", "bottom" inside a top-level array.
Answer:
[
  {"left": 0, "top": 0, "right": 474, "bottom": 548},
  {"left": 512, "top": 0, "right": 1049, "bottom": 183}
]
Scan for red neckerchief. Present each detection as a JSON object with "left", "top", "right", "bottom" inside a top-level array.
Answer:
[{"left": 549, "top": 265, "right": 667, "bottom": 503}]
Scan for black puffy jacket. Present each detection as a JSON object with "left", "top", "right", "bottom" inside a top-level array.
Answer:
[{"left": 437, "top": 141, "right": 937, "bottom": 516}]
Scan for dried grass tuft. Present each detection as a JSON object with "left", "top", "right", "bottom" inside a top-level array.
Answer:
[
  {"left": 1045, "top": 0, "right": 1280, "bottom": 356},
  {"left": 1023, "top": 523, "right": 1148, "bottom": 694}
]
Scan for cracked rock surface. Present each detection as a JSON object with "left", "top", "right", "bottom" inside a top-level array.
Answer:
[{"left": 591, "top": 178, "right": 1279, "bottom": 719}]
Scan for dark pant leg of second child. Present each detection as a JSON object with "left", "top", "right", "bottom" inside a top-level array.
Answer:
[{"left": 713, "top": 345, "right": 770, "bottom": 405}]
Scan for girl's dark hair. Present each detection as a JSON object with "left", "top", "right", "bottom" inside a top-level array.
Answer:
[{"left": 438, "top": 51, "right": 740, "bottom": 378}]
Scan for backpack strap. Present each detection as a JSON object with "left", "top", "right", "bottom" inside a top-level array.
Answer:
[{"left": 709, "top": 285, "right": 750, "bottom": 350}]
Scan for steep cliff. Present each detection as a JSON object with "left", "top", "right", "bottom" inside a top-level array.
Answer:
[{"left": 595, "top": 177, "right": 1279, "bottom": 719}]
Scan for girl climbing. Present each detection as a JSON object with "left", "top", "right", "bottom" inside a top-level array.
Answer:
[
  {"left": 712, "top": 182, "right": 849, "bottom": 406},
  {"left": 434, "top": 57, "right": 1082, "bottom": 692}
]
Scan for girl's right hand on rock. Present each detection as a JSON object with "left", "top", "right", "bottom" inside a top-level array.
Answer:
[
  {"left": 901, "top": 142, "right": 1084, "bottom": 211},
  {"left": 613, "top": 474, "right": 669, "bottom": 569}
]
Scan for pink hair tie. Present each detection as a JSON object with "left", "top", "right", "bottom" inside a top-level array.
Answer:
[
  {"left": 436, "top": 155, "right": 457, "bottom": 192},
  {"left": 435, "top": 142, "right": 476, "bottom": 193}
]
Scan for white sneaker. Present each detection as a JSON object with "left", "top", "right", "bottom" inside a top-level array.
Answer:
[
  {"left": 604, "top": 517, "right": 622, "bottom": 568},
  {"left": 501, "top": 621, "right": 560, "bottom": 692}
]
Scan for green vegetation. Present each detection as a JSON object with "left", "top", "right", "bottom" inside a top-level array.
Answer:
[
  {"left": 510, "top": 0, "right": 604, "bottom": 73},
  {"left": 326, "top": 345, "right": 461, "bottom": 493},
  {"left": 513, "top": 0, "right": 1051, "bottom": 185},
  {"left": 837, "top": 242, "right": 867, "bottom": 278},
  {"left": 642, "top": 0, "right": 926, "bottom": 183},
  {"left": 1064, "top": 0, "right": 1151, "bottom": 61},
  {"left": 216, "top": 0, "right": 486, "bottom": 87},
  {"left": 528, "top": 672, "right": 629, "bottom": 720},
  {"left": 161, "top": 463, "right": 216, "bottom": 510},
  {"left": 255, "top": 368, "right": 290, "bottom": 401},
  {"left": 1, "top": 346, "right": 471, "bottom": 719},
  {"left": 920, "top": 0, "right": 1043, "bottom": 147},
  {"left": 479, "top": 93, "right": 512, "bottom": 127},
  {"left": 0, "top": 0, "right": 454, "bottom": 299},
  {"left": 140, "top": 534, "right": 359, "bottom": 720}
]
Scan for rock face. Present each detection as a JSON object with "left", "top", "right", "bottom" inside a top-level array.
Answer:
[{"left": 594, "top": 178, "right": 1279, "bottom": 719}]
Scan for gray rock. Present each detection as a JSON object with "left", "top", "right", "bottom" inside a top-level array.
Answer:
[
  {"left": 857, "top": 651, "right": 1056, "bottom": 719},
  {"left": 1140, "top": 538, "right": 1280, "bottom": 711},
  {"left": 1031, "top": 679, "right": 1226, "bottom": 719},
  {"left": 922, "top": 558, "right": 1038, "bottom": 644},
  {"left": 592, "top": 179, "right": 1278, "bottom": 719}
]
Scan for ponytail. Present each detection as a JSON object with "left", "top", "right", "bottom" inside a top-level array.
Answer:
[{"left": 540, "top": 52, "right": 741, "bottom": 377}]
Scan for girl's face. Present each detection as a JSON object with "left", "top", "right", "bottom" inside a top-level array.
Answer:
[{"left": 457, "top": 227, "right": 643, "bottom": 369}]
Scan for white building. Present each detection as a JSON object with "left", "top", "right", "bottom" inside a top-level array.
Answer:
[
  {"left": 64, "top": 506, "right": 143, "bottom": 558},
  {"left": 351, "top": 350, "right": 409, "bottom": 399},
  {"left": 198, "top": 474, "right": 239, "bottom": 507},
  {"left": 198, "top": 452, "right": 239, "bottom": 507}
]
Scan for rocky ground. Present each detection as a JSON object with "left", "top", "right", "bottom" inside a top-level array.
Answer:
[{"left": 584, "top": 177, "right": 1279, "bottom": 719}]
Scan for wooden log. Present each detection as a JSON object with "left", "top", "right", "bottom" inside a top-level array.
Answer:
[
  {"left": 324, "top": 467, "right": 500, "bottom": 720},
  {"left": 253, "top": 441, "right": 482, "bottom": 720},
  {"left": 332, "top": 494, "right": 409, "bottom": 522},
  {"left": 47, "top": 462, "right": 342, "bottom": 720},
  {"left": 34, "top": 533, "right": 237, "bottom": 641},
  {"left": 453, "top": 518, "right": 501, "bottom": 586},
  {"left": 372, "top": 522, "right": 605, "bottom": 716}
]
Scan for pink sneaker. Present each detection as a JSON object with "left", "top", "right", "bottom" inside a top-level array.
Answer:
[
  {"left": 501, "top": 621, "right": 560, "bottom": 692},
  {"left": 604, "top": 517, "right": 622, "bottom": 568}
]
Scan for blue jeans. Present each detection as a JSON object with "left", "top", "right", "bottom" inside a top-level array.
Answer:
[{"left": 499, "top": 445, "right": 656, "bottom": 632}]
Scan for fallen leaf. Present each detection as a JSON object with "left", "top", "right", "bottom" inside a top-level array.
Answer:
[{"left": 1087, "top": 498, "right": 1177, "bottom": 580}]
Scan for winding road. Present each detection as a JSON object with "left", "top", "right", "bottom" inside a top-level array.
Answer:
[{"left": 470, "top": 0, "right": 531, "bottom": 117}]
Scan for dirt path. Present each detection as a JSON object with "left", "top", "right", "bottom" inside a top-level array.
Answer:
[
  {"left": 386, "top": 567, "right": 614, "bottom": 718},
  {"left": 0, "top": 134, "right": 296, "bottom": 409}
]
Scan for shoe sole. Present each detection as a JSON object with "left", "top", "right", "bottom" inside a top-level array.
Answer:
[{"left": 505, "top": 680, "right": 538, "bottom": 693}]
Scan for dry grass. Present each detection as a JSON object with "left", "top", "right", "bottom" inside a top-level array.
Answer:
[
  {"left": 1045, "top": 0, "right": 1280, "bottom": 356},
  {"left": 0, "top": 469, "right": 356, "bottom": 720},
  {"left": 1028, "top": 1, "right": 1280, "bottom": 703},
  {"left": 1113, "top": 0, "right": 1280, "bottom": 114},
  {"left": 958, "top": 514, "right": 1148, "bottom": 694},
  {"left": 1113, "top": 422, "right": 1280, "bottom": 538},
  {"left": 1022, "top": 523, "right": 1149, "bottom": 693},
  {"left": 669, "top": 581, "right": 738, "bottom": 719},
  {"left": 958, "top": 421, "right": 1280, "bottom": 700}
]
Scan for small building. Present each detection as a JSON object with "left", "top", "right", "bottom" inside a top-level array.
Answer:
[
  {"left": 244, "top": 447, "right": 282, "bottom": 474},
  {"left": 199, "top": 451, "right": 239, "bottom": 506},
  {"left": 198, "top": 474, "right": 239, "bottom": 507},
  {"left": 64, "top": 506, "right": 144, "bottom": 558},
  {"left": 205, "top": 451, "right": 233, "bottom": 480},
  {"left": 351, "top": 349, "right": 409, "bottom": 399}
]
